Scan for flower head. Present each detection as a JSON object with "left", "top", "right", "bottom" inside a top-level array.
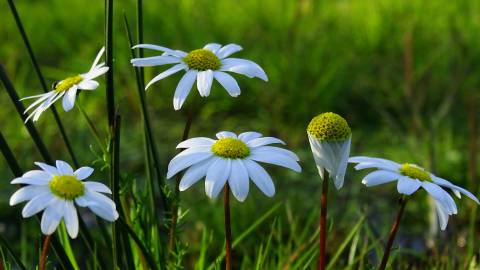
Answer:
[
  {"left": 22, "top": 47, "right": 109, "bottom": 122},
  {"left": 10, "top": 160, "right": 119, "bottom": 238},
  {"left": 167, "top": 131, "right": 301, "bottom": 202},
  {"left": 349, "top": 156, "right": 480, "bottom": 230},
  {"left": 307, "top": 112, "right": 352, "bottom": 189},
  {"left": 131, "top": 43, "right": 268, "bottom": 110}
]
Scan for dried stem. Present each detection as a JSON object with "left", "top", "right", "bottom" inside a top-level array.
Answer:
[
  {"left": 318, "top": 169, "right": 329, "bottom": 270},
  {"left": 39, "top": 235, "right": 52, "bottom": 270},
  {"left": 224, "top": 185, "right": 232, "bottom": 270}
]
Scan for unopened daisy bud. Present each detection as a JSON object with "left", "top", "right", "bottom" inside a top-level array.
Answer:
[{"left": 307, "top": 112, "right": 352, "bottom": 189}]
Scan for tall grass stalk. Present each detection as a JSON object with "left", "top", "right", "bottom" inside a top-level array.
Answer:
[{"left": 6, "top": 0, "right": 79, "bottom": 167}]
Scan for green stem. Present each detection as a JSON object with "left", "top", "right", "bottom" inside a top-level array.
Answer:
[{"left": 105, "top": 0, "right": 115, "bottom": 128}]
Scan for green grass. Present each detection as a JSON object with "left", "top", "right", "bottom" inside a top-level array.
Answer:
[{"left": 0, "top": 0, "right": 479, "bottom": 269}]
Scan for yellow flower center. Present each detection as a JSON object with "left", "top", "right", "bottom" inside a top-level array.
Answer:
[
  {"left": 211, "top": 138, "right": 250, "bottom": 159},
  {"left": 183, "top": 49, "right": 221, "bottom": 71},
  {"left": 54, "top": 75, "right": 83, "bottom": 93},
  {"left": 399, "top": 164, "right": 432, "bottom": 182},
  {"left": 307, "top": 112, "right": 351, "bottom": 141},
  {"left": 49, "top": 175, "right": 85, "bottom": 200}
]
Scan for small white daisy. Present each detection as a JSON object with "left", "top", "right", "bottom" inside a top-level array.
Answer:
[
  {"left": 22, "top": 47, "right": 109, "bottom": 122},
  {"left": 131, "top": 43, "right": 268, "bottom": 110},
  {"left": 10, "top": 160, "right": 119, "bottom": 238},
  {"left": 307, "top": 112, "right": 352, "bottom": 189},
  {"left": 166, "top": 131, "right": 301, "bottom": 201},
  {"left": 349, "top": 156, "right": 479, "bottom": 230}
]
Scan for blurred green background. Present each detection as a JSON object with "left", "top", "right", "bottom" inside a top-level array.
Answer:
[{"left": 1, "top": 0, "right": 480, "bottom": 269}]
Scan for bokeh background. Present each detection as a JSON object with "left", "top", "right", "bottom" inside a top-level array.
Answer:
[{"left": 1, "top": 0, "right": 479, "bottom": 269}]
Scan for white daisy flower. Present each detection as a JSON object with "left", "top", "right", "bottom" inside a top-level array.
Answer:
[
  {"left": 349, "top": 156, "right": 480, "bottom": 230},
  {"left": 166, "top": 131, "right": 301, "bottom": 202},
  {"left": 307, "top": 112, "right": 352, "bottom": 189},
  {"left": 131, "top": 43, "right": 268, "bottom": 110},
  {"left": 22, "top": 47, "right": 109, "bottom": 122},
  {"left": 9, "top": 160, "right": 119, "bottom": 238}
]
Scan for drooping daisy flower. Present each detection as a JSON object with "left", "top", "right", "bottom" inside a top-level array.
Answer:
[
  {"left": 10, "top": 160, "right": 119, "bottom": 238},
  {"left": 22, "top": 47, "right": 109, "bottom": 122},
  {"left": 166, "top": 131, "right": 301, "bottom": 201},
  {"left": 349, "top": 156, "right": 479, "bottom": 230},
  {"left": 307, "top": 112, "right": 352, "bottom": 189},
  {"left": 131, "top": 43, "right": 268, "bottom": 110}
]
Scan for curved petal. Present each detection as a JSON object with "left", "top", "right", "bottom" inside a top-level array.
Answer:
[
  {"left": 349, "top": 156, "right": 401, "bottom": 172},
  {"left": 41, "top": 200, "right": 64, "bottom": 235},
  {"left": 173, "top": 70, "right": 197, "bottom": 110},
  {"left": 145, "top": 64, "right": 186, "bottom": 90},
  {"left": 35, "top": 162, "right": 59, "bottom": 175},
  {"left": 238, "top": 132, "right": 262, "bottom": 142},
  {"left": 252, "top": 146, "right": 299, "bottom": 161},
  {"left": 220, "top": 58, "right": 268, "bottom": 81},
  {"left": 243, "top": 159, "right": 275, "bottom": 197},
  {"left": 64, "top": 201, "right": 79, "bottom": 238},
  {"left": 228, "top": 159, "right": 249, "bottom": 202},
  {"left": 83, "top": 66, "right": 109, "bottom": 80},
  {"left": 432, "top": 176, "right": 479, "bottom": 204},
  {"left": 22, "top": 192, "right": 55, "bottom": 217},
  {"left": 10, "top": 186, "right": 50, "bottom": 205},
  {"left": 177, "top": 137, "right": 215, "bottom": 149},
  {"left": 90, "top": 47, "right": 105, "bottom": 71},
  {"left": 87, "top": 202, "right": 119, "bottom": 221},
  {"left": 62, "top": 86, "right": 78, "bottom": 112},
  {"left": 74, "top": 167, "right": 94, "bottom": 180},
  {"left": 422, "top": 182, "right": 457, "bottom": 215},
  {"left": 197, "top": 70, "right": 214, "bottom": 97},
  {"left": 435, "top": 201, "right": 450, "bottom": 231},
  {"left": 213, "top": 71, "right": 240, "bottom": 97},
  {"left": 56, "top": 160, "right": 74, "bottom": 175},
  {"left": 216, "top": 44, "right": 242, "bottom": 59},
  {"left": 361, "top": 170, "right": 401, "bottom": 187},
  {"left": 132, "top": 44, "right": 187, "bottom": 57},
  {"left": 397, "top": 176, "right": 422, "bottom": 195},
  {"left": 77, "top": 80, "right": 99, "bottom": 90},
  {"left": 179, "top": 158, "right": 215, "bottom": 191},
  {"left": 85, "top": 182, "right": 112, "bottom": 194},
  {"left": 216, "top": 131, "right": 237, "bottom": 139},
  {"left": 167, "top": 151, "right": 213, "bottom": 179},
  {"left": 203, "top": 43, "right": 222, "bottom": 53},
  {"left": 249, "top": 150, "right": 301, "bottom": 173},
  {"left": 205, "top": 158, "right": 231, "bottom": 199},
  {"left": 11, "top": 176, "right": 50, "bottom": 186},
  {"left": 247, "top": 137, "right": 285, "bottom": 148},
  {"left": 131, "top": 55, "right": 181, "bottom": 67}
]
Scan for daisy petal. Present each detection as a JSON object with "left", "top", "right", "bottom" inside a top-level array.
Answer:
[
  {"left": 179, "top": 158, "right": 215, "bottom": 191},
  {"left": 252, "top": 146, "right": 299, "bottom": 161},
  {"left": 197, "top": 70, "right": 214, "bottom": 97},
  {"left": 87, "top": 202, "right": 119, "bottom": 222},
  {"left": 397, "top": 176, "right": 422, "bottom": 195},
  {"left": 205, "top": 158, "right": 231, "bottom": 199},
  {"left": 84, "top": 182, "right": 112, "bottom": 194},
  {"left": 41, "top": 200, "right": 64, "bottom": 235},
  {"left": 64, "top": 201, "right": 79, "bottom": 238},
  {"left": 35, "top": 162, "right": 59, "bottom": 175},
  {"left": 177, "top": 137, "right": 215, "bottom": 149},
  {"left": 22, "top": 192, "right": 55, "bottom": 217},
  {"left": 203, "top": 43, "right": 222, "bottom": 53},
  {"left": 10, "top": 186, "right": 50, "bottom": 205},
  {"left": 238, "top": 132, "right": 262, "bottom": 142},
  {"left": 435, "top": 201, "right": 450, "bottom": 230},
  {"left": 131, "top": 55, "right": 181, "bottom": 67},
  {"left": 145, "top": 64, "right": 186, "bottom": 90},
  {"left": 249, "top": 149, "right": 301, "bottom": 172},
  {"left": 74, "top": 167, "right": 94, "bottom": 180},
  {"left": 220, "top": 58, "right": 268, "bottom": 81},
  {"left": 216, "top": 131, "right": 237, "bottom": 139},
  {"left": 56, "top": 160, "right": 74, "bottom": 175},
  {"left": 90, "top": 47, "right": 105, "bottom": 71},
  {"left": 216, "top": 44, "right": 242, "bottom": 59},
  {"left": 432, "top": 176, "right": 479, "bottom": 204},
  {"left": 132, "top": 44, "right": 187, "bottom": 57},
  {"left": 228, "top": 159, "right": 249, "bottom": 202},
  {"left": 243, "top": 159, "right": 275, "bottom": 197},
  {"left": 78, "top": 80, "right": 99, "bottom": 90},
  {"left": 62, "top": 86, "right": 78, "bottom": 111},
  {"left": 167, "top": 151, "right": 213, "bottom": 179},
  {"left": 173, "top": 70, "right": 197, "bottom": 110},
  {"left": 214, "top": 71, "right": 240, "bottom": 97},
  {"left": 247, "top": 137, "right": 285, "bottom": 148},
  {"left": 361, "top": 170, "right": 400, "bottom": 187}
]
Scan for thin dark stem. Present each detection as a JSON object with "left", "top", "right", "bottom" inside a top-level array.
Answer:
[
  {"left": 0, "top": 132, "right": 22, "bottom": 176},
  {"left": 105, "top": 0, "right": 115, "bottom": 128},
  {"left": 224, "top": 185, "right": 232, "bottom": 270},
  {"left": 168, "top": 112, "right": 194, "bottom": 254},
  {"left": 318, "top": 169, "right": 329, "bottom": 270},
  {"left": 6, "top": 0, "right": 78, "bottom": 167},
  {"left": 39, "top": 235, "right": 52, "bottom": 270},
  {"left": 110, "top": 114, "right": 121, "bottom": 269},
  {"left": 378, "top": 196, "right": 408, "bottom": 270}
]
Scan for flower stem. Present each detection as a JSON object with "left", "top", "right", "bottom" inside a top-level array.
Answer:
[
  {"left": 224, "top": 185, "right": 232, "bottom": 270},
  {"left": 378, "top": 196, "right": 408, "bottom": 270},
  {"left": 318, "top": 169, "right": 329, "bottom": 270},
  {"left": 168, "top": 112, "right": 195, "bottom": 254},
  {"left": 39, "top": 235, "right": 52, "bottom": 270}
]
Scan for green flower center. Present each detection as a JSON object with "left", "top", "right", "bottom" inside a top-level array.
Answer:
[
  {"left": 49, "top": 175, "right": 85, "bottom": 200},
  {"left": 211, "top": 138, "right": 250, "bottom": 159},
  {"left": 183, "top": 49, "right": 221, "bottom": 71},
  {"left": 307, "top": 112, "right": 351, "bottom": 141},
  {"left": 54, "top": 75, "right": 82, "bottom": 93},
  {"left": 399, "top": 164, "right": 432, "bottom": 182}
]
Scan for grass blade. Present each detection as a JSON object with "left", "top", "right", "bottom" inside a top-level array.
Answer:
[
  {"left": 105, "top": 0, "right": 115, "bottom": 127},
  {"left": 326, "top": 216, "right": 365, "bottom": 270}
]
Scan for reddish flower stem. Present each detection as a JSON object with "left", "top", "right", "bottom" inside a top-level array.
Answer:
[
  {"left": 39, "top": 234, "right": 52, "bottom": 270},
  {"left": 224, "top": 185, "right": 232, "bottom": 270},
  {"left": 318, "top": 169, "right": 329, "bottom": 270}
]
